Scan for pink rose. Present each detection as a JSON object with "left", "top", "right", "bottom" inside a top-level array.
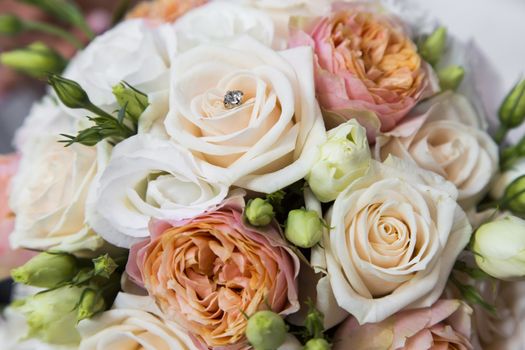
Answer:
[
  {"left": 127, "top": 194, "right": 300, "bottom": 349},
  {"left": 0, "top": 154, "right": 35, "bottom": 279},
  {"left": 334, "top": 299, "right": 474, "bottom": 350},
  {"left": 289, "top": 2, "right": 437, "bottom": 137}
]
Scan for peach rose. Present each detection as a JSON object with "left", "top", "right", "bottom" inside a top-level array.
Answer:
[
  {"left": 0, "top": 154, "right": 35, "bottom": 279},
  {"left": 334, "top": 299, "right": 474, "bottom": 350},
  {"left": 289, "top": 2, "right": 437, "bottom": 136},
  {"left": 127, "top": 0, "right": 207, "bottom": 23},
  {"left": 127, "top": 194, "right": 300, "bottom": 349}
]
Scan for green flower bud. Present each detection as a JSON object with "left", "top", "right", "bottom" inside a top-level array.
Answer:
[
  {"left": 419, "top": 26, "right": 447, "bottom": 66},
  {"left": 246, "top": 198, "right": 275, "bottom": 226},
  {"left": 285, "top": 209, "right": 323, "bottom": 248},
  {"left": 246, "top": 310, "right": 287, "bottom": 350},
  {"left": 48, "top": 74, "right": 92, "bottom": 109},
  {"left": 112, "top": 83, "right": 149, "bottom": 123},
  {"left": 304, "top": 338, "right": 331, "bottom": 350},
  {"left": 0, "top": 42, "right": 66, "bottom": 78},
  {"left": 502, "top": 174, "right": 525, "bottom": 214},
  {"left": 16, "top": 286, "right": 83, "bottom": 344},
  {"left": 0, "top": 14, "right": 24, "bottom": 35},
  {"left": 11, "top": 252, "right": 78, "bottom": 288},
  {"left": 438, "top": 65, "right": 465, "bottom": 91},
  {"left": 77, "top": 289, "right": 106, "bottom": 322},
  {"left": 499, "top": 79, "right": 525, "bottom": 128},
  {"left": 93, "top": 254, "right": 118, "bottom": 279},
  {"left": 473, "top": 215, "right": 525, "bottom": 280},
  {"left": 307, "top": 120, "right": 370, "bottom": 202}
]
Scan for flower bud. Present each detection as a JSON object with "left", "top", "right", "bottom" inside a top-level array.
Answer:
[
  {"left": 473, "top": 215, "right": 525, "bottom": 280},
  {"left": 112, "top": 83, "right": 149, "bottom": 122},
  {"left": 304, "top": 338, "right": 331, "bottom": 350},
  {"left": 246, "top": 198, "right": 275, "bottom": 226},
  {"left": 285, "top": 209, "right": 323, "bottom": 248},
  {"left": 499, "top": 79, "right": 525, "bottom": 128},
  {"left": 92, "top": 254, "right": 118, "bottom": 279},
  {"left": 0, "top": 14, "right": 24, "bottom": 35},
  {"left": 502, "top": 174, "right": 525, "bottom": 214},
  {"left": 48, "top": 74, "right": 91, "bottom": 109},
  {"left": 77, "top": 289, "right": 106, "bottom": 322},
  {"left": 16, "top": 286, "right": 84, "bottom": 344},
  {"left": 307, "top": 120, "right": 370, "bottom": 202},
  {"left": 246, "top": 310, "right": 287, "bottom": 350},
  {"left": 438, "top": 65, "right": 465, "bottom": 91},
  {"left": 0, "top": 42, "right": 66, "bottom": 78},
  {"left": 11, "top": 252, "right": 78, "bottom": 288},
  {"left": 419, "top": 26, "right": 447, "bottom": 66}
]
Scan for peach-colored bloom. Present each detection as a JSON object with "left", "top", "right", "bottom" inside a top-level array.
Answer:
[
  {"left": 0, "top": 154, "right": 35, "bottom": 279},
  {"left": 127, "top": 0, "right": 207, "bottom": 23},
  {"left": 334, "top": 299, "right": 474, "bottom": 350},
  {"left": 289, "top": 2, "right": 437, "bottom": 137},
  {"left": 127, "top": 194, "right": 300, "bottom": 349}
]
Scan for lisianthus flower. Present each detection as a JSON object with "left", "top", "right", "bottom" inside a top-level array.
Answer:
[
  {"left": 334, "top": 299, "right": 474, "bottom": 349},
  {"left": 289, "top": 2, "right": 438, "bottom": 137},
  {"left": 127, "top": 194, "right": 300, "bottom": 349},
  {"left": 0, "top": 154, "right": 35, "bottom": 279}
]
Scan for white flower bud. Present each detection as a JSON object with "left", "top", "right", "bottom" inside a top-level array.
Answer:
[
  {"left": 473, "top": 215, "right": 525, "bottom": 280},
  {"left": 307, "top": 120, "right": 370, "bottom": 202}
]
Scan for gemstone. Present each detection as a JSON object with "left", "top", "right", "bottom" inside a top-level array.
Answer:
[{"left": 223, "top": 90, "right": 244, "bottom": 109}]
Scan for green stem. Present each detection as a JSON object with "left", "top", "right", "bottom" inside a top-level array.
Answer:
[
  {"left": 494, "top": 125, "right": 508, "bottom": 144},
  {"left": 477, "top": 200, "right": 500, "bottom": 212},
  {"left": 24, "top": 20, "right": 83, "bottom": 49}
]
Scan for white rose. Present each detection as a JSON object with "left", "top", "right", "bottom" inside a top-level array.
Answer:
[
  {"left": 307, "top": 119, "right": 370, "bottom": 203},
  {"left": 490, "top": 157, "right": 525, "bottom": 199},
  {"left": 78, "top": 293, "right": 198, "bottom": 350},
  {"left": 64, "top": 19, "right": 171, "bottom": 109},
  {"left": 376, "top": 91, "right": 499, "bottom": 209},
  {"left": 225, "top": 0, "right": 333, "bottom": 49},
  {"left": 88, "top": 134, "right": 229, "bottom": 248},
  {"left": 173, "top": 1, "right": 274, "bottom": 51},
  {"left": 9, "top": 135, "right": 104, "bottom": 252},
  {"left": 164, "top": 36, "right": 326, "bottom": 193},
  {"left": 323, "top": 157, "right": 472, "bottom": 324},
  {"left": 14, "top": 96, "right": 77, "bottom": 153}
]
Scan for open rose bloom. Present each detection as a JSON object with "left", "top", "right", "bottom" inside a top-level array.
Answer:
[
  {"left": 334, "top": 299, "right": 474, "bottom": 349},
  {"left": 127, "top": 195, "right": 300, "bottom": 349},
  {"left": 289, "top": 2, "right": 438, "bottom": 136}
]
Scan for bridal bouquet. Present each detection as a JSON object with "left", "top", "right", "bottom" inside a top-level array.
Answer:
[{"left": 1, "top": 0, "right": 525, "bottom": 349}]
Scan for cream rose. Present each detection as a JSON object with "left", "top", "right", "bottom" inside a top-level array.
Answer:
[
  {"left": 376, "top": 92, "right": 499, "bottom": 209},
  {"left": 88, "top": 134, "right": 229, "bottom": 248},
  {"left": 323, "top": 157, "right": 472, "bottom": 324},
  {"left": 78, "top": 293, "right": 197, "bottom": 350},
  {"left": 64, "top": 19, "right": 171, "bottom": 110},
  {"left": 164, "top": 36, "right": 326, "bottom": 193},
  {"left": 173, "top": 1, "right": 274, "bottom": 51},
  {"left": 9, "top": 135, "right": 104, "bottom": 252}
]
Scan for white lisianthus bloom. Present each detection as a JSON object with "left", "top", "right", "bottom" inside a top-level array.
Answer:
[
  {"left": 164, "top": 36, "right": 326, "bottom": 193},
  {"left": 9, "top": 135, "right": 105, "bottom": 252},
  {"left": 88, "top": 134, "right": 229, "bottom": 248},
  {"left": 226, "top": 0, "right": 333, "bottom": 49},
  {"left": 376, "top": 91, "right": 499, "bottom": 209},
  {"left": 307, "top": 119, "right": 370, "bottom": 203},
  {"left": 173, "top": 1, "right": 274, "bottom": 51},
  {"left": 64, "top": 19, "right": 171, "bottom": 109},
  {"left": 78, "top": 293, "right": 198, "bottom": 350},
  {"left": 323, "top": 157, "right": 472, "bottom": 324}
]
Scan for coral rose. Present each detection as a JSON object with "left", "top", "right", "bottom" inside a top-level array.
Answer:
[
  {"left": 127, "top": 0, "right": 207, "bottom": 23},
  {"left": 127, "top": 194, "right": 300, "bottom": 349},
  {"left": 334, "top": 299, "right": 474, "bottom": 350},
  {"left": 289, "top": 2, "right": 437, "bottom": 136},
  {"left": 0, "top": 154, "right": 35, "bottom": 279}
]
